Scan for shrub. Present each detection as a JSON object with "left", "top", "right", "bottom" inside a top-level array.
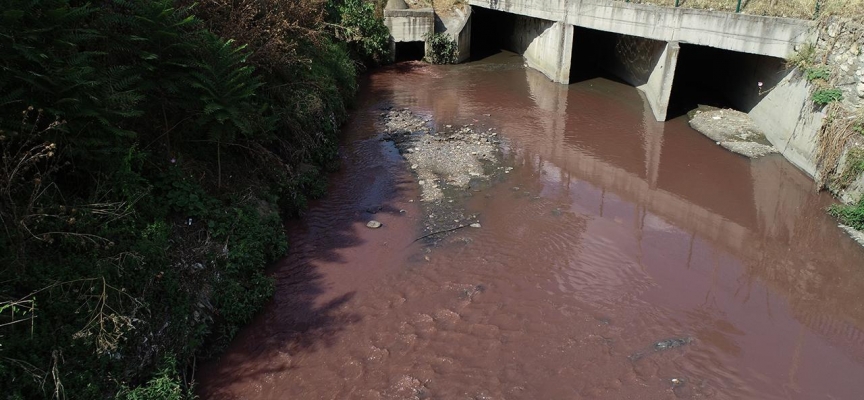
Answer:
[
  {"left": 425, "top": 32, "right": 459, "bottom": 64},
  {"left": 806, "top": 66, "right": 832, "bottom": 82},
  {"left": 329, "top": 0, "right": 392, "bottom": 67},
  {"left": 813, "top": 88, "right": 844, "bottom": 105},
  {"left": 829, "top": 200, "right": 864, "bottom": 230},
  {"left": 0, "top": 0, "right": 362, "bottom": 397},
  {"left": 117, "top": 357, "right": 188, "bottom": 400}
]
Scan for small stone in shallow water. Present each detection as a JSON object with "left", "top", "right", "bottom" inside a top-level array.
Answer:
[
  {"left": 470, "top": 223, "right": 481, "bottom": 228},
  {"left": 366, "top": 220, "right": 382, "bottom": 229},
  {"left": 654, "top": 337, "right": 691, "bottom": 350}
]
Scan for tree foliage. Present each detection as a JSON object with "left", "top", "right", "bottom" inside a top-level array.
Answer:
[
  {"left": 329, "top": 0, "right": 393, "bottom": 67},
  {"left": 0, "top": 0, "right": 385, "bottom": 397},
  {"left": 425, "top": 32, "right": 459, "bottom": 64}
]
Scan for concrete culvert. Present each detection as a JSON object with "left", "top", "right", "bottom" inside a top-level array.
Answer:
[
  {"left": 667, "top": 43, "right": 787, "bottom": 120},
  {"left": 395, "top": 41, "right": 426, "bottom": 62}
]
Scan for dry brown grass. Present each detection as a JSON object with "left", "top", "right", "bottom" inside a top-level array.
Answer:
[
  {"left": 178, "top": 0, "right": 327, "bottom": 71},
  {"left": 817, "top": 103, "right": 857, "bottom": 185},
  {"left": 625, "top": 0, "right": 864, "bottom": 20}
]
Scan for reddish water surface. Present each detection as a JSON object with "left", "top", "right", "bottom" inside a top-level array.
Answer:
[{"left": 198, "top": 54, "right": 864, "bottom": 399}]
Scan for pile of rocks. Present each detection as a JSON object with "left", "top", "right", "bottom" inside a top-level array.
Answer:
[{"left": 379, "top": 108, "right": 506, "bottom": 241}]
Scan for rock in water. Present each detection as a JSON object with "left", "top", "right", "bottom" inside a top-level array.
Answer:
[
  {"left": 470, "top": 223, "right": 481, "bottom": 228},
  {"left": 630, "top": 337, "right": 693, "bottom": 361},
  {"left": 366, "top": 220, "right": 382, "bottom": 229},
  {"left": 654, "top": 337, "right": 691, "bottom": 350}
]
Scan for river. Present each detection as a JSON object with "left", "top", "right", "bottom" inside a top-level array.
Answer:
[{"left": 198, "top": 53, "right": 864, "bottom": 399}]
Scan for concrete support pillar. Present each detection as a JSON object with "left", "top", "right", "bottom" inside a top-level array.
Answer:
[
  {"left": 642, "top": 105, "right": 665, "bottom": 189},
  {"left": 637, "top": 41, "right": 679, "bottom": 122},
  {"left": 522, "top": 21, "right": 574, "bottom": 84},
  {"left": 506, "top": 15, "right": 573, "bottom": 84},
  {"left": 445, "top": 7, "right": 472, "bottom": 63},
  {"left": 455, "top": 13, "right": 472, "bottom": 63}
]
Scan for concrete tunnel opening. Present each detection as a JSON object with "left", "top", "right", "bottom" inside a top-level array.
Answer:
[
  {"left": 569, "top": 27, "right": 632, "bottom": 84},
  {"left": 469, "top": 9, "right": 791, "bottom": 122},
  {"left": 568, "top": 27, "right": 789, "bottom": 121},
  {"left": 667, "top": 44, "right": 788, "bottom": 119},
  {"left": 394, "top": 41, "right": 426, "bottom": 62},
  {"left": 469, "top": 6, "right": 518, "bottom": 60}
]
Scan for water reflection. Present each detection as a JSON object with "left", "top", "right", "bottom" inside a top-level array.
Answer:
[
  {"left": 380, "top": 54, "right": 864, "bottom": 396},
  {"left": 200, "top": 54, "right": 864, "bottom": 399}
]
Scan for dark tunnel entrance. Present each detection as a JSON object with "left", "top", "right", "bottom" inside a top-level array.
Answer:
[
  {"left": 394, "top": 41, "right": 426, "bottom": 62},
  {"left": 667, "top": 44, "right": 788, "bottom": 119},
  {"left": 471, "top": 8, "right": 791, "bottom": 121},
  {"left": 470, "top": 6, "right": 518, "bottom": 60},
  {"left": 569, "top": 27, "right": 623, "bottom": 83},
  {"left": 568, "top": 27, "right": 671, "bottom": 88},
  {"left": 567, "top": 26, "right": 790, "bottom": 120}
]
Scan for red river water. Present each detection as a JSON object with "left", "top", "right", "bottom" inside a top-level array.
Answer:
[{"left": 198, "top": 54, "right": 864, "bottom": 399}]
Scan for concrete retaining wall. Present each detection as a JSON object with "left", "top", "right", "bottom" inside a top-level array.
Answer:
[
  {"left": 599, "top": 34, "right": 678, "bottom": 121},
  {"left": 448, "top": 8, "right": 473, "bottom": 62},
  {"left": 385, "top": 8, "right": 435, "bottom": 43},
  {"left": 505, "top": 15, "right": 573, "bottom": 83},
  {"left": 639, "top": 42, "right": 679, "bottom": 122},
  {"left": 750, "top": 71, "right": 824, "bottom": 177},
  {"left": 469, "top": 0, "right": 813, "bottom": 59}
]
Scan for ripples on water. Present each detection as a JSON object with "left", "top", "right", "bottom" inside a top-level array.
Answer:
[{"left": 199, "top": 54, "right": 864, "bottom": 399}]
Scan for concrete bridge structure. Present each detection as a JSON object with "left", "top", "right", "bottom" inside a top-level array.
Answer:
[
  {"left": 386, "top": 0, "right": 813, "bottom": 122},
  {"left": 385, "top": 0, "right": 824, "bottom": 178},
  {"left": 468, "top": 0, "right": 813, "bottom": 121},
  {"left": 379, "top": 2, "right": 864, "bottom": 370}
]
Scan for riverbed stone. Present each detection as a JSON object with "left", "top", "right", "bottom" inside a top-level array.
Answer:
[{"left": 366, "top": 220, "right": 382, "bottom": 229}]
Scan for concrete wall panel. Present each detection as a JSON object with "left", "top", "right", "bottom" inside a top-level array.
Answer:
[
  {"left": 449, "top": 8, "right": 473, "bottom": 62},
  {"left": 505, "top": 15, "right": 573, "bottom": 83},
  {"left": 750, "top": 71, "right": 824, "bottom": 177},
  {"left": 385, "top": 9, "right": 435, "bottom": 43}
]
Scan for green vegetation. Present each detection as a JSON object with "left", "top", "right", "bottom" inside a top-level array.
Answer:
[
  {"left": 829, "top": 200, "right": 864, "bottom": 230},
  {"left": 786, "top": 39, "right": 844, "bottom": 108},
  {"left": 0, "top": 0, "right": 388, "bottom": 398},
  {"left": 813, "top": 88, "right": 844, "bottom": 105},
  {"left": 332, "top": 0, "right": 393, "bottom": 66},
  {"left": 806, "top": 66, "right": 832, "bottom": 82},
  {"left": 788, "top": 48, "right": 842, "bottom": 107},
  {"left": 828, "top": 148, "right": 864, "bottom": 229},
  {"left": 425, "top": 32, "right": 459, "bottom": 64}
]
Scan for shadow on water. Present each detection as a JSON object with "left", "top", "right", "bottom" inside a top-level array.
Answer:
[{"left": 195, "top": 76, "right": 415, "bottom": 399}]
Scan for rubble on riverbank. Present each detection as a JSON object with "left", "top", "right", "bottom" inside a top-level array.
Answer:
[{"left": 689, "top": 107, "right": 779, "bottom": 158}]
